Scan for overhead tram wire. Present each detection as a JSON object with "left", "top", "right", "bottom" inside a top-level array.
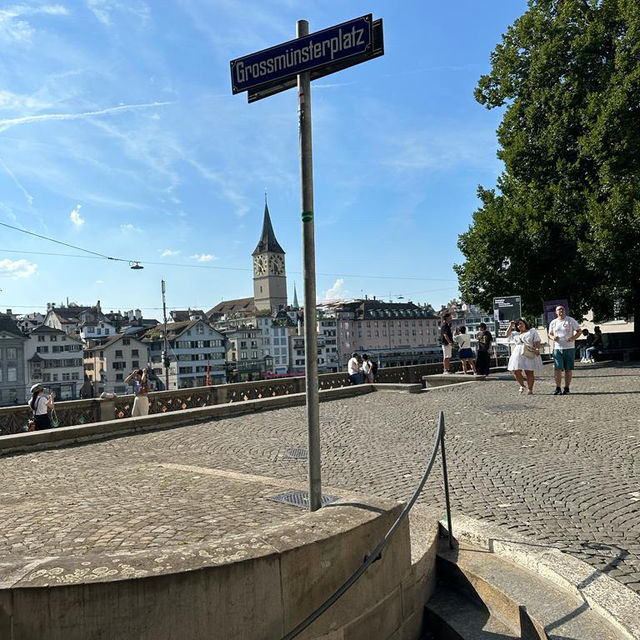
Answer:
[{"left": 0, "top": 221, "right": 133, "bottom": 264}]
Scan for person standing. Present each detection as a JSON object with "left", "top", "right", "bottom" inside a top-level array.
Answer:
[
  {"left": 506, "top": 319, "right": 543, "bottom": 394},
  {"left": 454, "top": 326, "right": 477, "bottom": 375},
  {"left": 548, "top": 305, "right": 581, "bottom": 395},
  {"left": 361, "top": 354, "right": 374, "bottom": 383},
  {"left": 125, "top": 368, "right": 150, "bottom": 416},
  {"left": 28, "top": 384, "right": 55, "bottom": 430},
  {"left": 475, "top": 322, "right": 493, "bottom": 376},
  {"left": 347, "top": 352, "right": 362, "bottom": 385},
  {"left": 441, "top": 313, "right": 454, "bottom": 374}
]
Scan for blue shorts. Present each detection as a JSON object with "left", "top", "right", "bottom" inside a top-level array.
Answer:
[
  {"left": 459, "top": 348, "right": 474, "bottom": 360},
  {"left": 553, "top": 348, "right": 575, "bottom": 370}
]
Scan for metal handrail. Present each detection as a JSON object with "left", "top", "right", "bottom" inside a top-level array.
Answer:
[{"left": 281, "top": 411, "right": 453, "bottom": 640}]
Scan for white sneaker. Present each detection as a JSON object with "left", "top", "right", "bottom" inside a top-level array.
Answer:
[
  {"left": 442, "top": 371, "right": 451, "bottom": 375},
  {"left": 519, "top": 386, "right": 525, "bottom": 394}
]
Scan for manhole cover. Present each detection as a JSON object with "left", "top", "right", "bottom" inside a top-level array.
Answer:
[
  {"left": 268, "top": 490, "right": 340, "bottom": 509},
  {"left": 283, "top": 447, "right": 308, "bottom": 460}
]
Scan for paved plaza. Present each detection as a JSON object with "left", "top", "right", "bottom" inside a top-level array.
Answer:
[{"left": 1, "top": 363, "right": 639, "bottom": 593}]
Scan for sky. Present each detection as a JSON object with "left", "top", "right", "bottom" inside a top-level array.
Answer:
[{"left": 0, "top": 0, "right": 529, "bottom": 319}]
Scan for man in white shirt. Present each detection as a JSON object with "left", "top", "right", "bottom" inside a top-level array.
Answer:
[
  {"left": 347, "top": 352, "right": 362, "bottom": 385},
  {"left": 548, "top": 305, "right": 582, "bottom": 395}
]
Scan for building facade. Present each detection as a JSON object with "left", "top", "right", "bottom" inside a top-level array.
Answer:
[
  {"left": 84, "top": 334, "right": 150, "bottom": 395},
  {"left": 147, "top": 320, "right": 226, "bottom": 389},
  {"left": 0, "top": 314, "right": 28, "bottom": 405},
  {"left": 24, "top": 325, "right": 84, "bottom": 400}
]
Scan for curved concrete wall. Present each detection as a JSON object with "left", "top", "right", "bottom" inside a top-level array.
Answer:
[{"left": 0, "top": 500, "right": 439, "bottom": 640}]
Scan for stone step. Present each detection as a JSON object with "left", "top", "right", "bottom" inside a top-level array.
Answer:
[
  {"left": 423, "top": 583, "right": 518, "bottom": 639},
  {"left": 436, "top": 543, "right": 623, "bottom": 640}
]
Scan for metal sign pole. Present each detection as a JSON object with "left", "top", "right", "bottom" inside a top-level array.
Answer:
[{"left": 297, "top": 19, "right": 322, "bottom": 512}]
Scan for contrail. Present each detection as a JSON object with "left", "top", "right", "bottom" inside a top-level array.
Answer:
[
  {"left": 0, "top": 101, "right": 174, "bottom": 134},
  {"left": 0, "top": 156, "right": 34, "bottom": 204}
]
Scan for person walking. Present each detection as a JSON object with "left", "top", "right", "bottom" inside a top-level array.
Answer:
[
  {"left": 454, "top": 326, "right": 477, "bottom": 375},
  {"left": 347, "top": 352, "right": 362, "bottom": 385},
  {"left": 441, "top": 313, "right": 454, "bottom": 374},
  {"left": 475, "top": 322, "right": 493, "bottom": 376},
  {"left": 506, "top": 318, "right": 543, "bottom": 395},
  {"left": 548, "top": 305, "right": 581, "bottom": 395},
  {"left": 28, "top": 384, "right": 55, "bottom": 430},
  {"left": 125, "top": 368, "right": 150, "bottom": 416}
]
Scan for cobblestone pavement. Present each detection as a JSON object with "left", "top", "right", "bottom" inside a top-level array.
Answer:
[{"left": 1, "top": 363, "right": 639, "bottom": 592}]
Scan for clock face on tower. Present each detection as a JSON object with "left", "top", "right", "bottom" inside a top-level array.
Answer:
[
  {"left": 254, "top": 255, "right": 268, "bottom": 276},
  {"left": 269, "top": 254, "right": 285, "bottom": 275}
]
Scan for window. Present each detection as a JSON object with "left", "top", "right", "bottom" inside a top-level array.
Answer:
[
  {"left": 72, "top": 373, "right": 79, "bottom": 380},
  {"left": 50, "top": 335, "right": 57, "bottom": 341},
  {"left": 7, "top": 348, "right": 17, "bottom": 359},
  {"left": 132, "top": 361, "right": 139, "bottom": 368},
  {"left": 62, "top": 373, "right": 70, "bottom": 381},
  {"left": 115, "top": 350, "right": 123, "bottom": 358},
  {"left": 42, "top": 373, "right": 51, "bottom": 382},
  {"left": 115, "top": 373, "right": 123, "bottom": 381},
  {"left": 123, "top": 338, "right": 130, "bottom": 345},
  {"left": 52, "top": 374, "right": 58, "bottom": 381},
  {"left": 131, "top": 349, "right": 139, "bottom": 356},
  {"left": 38, "top": 335, "right": 45, "bottom": 342},
  {"left": 37, "top": 346, "right": 49, "bottom": 353}
]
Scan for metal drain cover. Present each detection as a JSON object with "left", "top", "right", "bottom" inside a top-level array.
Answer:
[
  {"left": 268, "top": 490, "right": 340, "bottom": 508},
  {"left": 283, "top": 447, "right": 308, "bottom": 460}
]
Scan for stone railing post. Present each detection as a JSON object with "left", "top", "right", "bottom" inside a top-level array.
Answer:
[
  {"left": 98, "top": 398, "right": 116, "bottom": 423},
  {"left": 216, "top": 385, "right": 228, "bottom": 404}
]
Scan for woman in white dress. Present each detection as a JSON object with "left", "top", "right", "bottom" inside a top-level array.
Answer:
[{"left": 506, "top": 318, "right": 543, "bottom": 395}]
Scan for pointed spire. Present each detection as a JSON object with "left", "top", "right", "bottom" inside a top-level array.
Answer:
[
  {"left": 293, "top": 283, "right": 299, "bottom": 309},
  {"left": 252, "top": 197, "right": 285, "bottom": 256}
]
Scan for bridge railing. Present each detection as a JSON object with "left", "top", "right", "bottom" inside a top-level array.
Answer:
[{"left": 0, "top": 360, "right": 508, "bottom": 435}]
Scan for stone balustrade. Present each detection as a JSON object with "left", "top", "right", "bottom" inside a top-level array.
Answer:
[{"left": 0, "top": 360, "right": 509, "bottom": 435}]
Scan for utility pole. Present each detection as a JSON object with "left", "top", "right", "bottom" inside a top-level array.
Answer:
[
  {"left": 161, "top": 280, "right": 170, "bottom": 390},
  {"left": 297, "top": 19, "right": 321, "bottom": 512}
]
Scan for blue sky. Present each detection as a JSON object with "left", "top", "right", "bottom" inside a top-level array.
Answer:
[{"left": 0, "top": 0, "right": 528, "bottom": 318}]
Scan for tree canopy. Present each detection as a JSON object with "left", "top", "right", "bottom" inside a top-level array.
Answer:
[{"left": 455, "top": 0, "right": 640, "bottom": 340}]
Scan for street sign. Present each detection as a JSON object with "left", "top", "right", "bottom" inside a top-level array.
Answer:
[
  {"left": 247, "top": 19, "right": 384, "bottom": 103},
  {"left": 231, "top": 14, "right": 373, "bottom": 95}
]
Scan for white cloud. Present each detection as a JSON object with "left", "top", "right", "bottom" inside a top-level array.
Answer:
[
  {"left": 160, "top": 248, "right": 180, "bottom": 257},
  {"left": 190, "top": 253, "right": 216, "bottom": 263},
  {"left": 95, "top": 279, "right": 104, "bottom": 284},
  {"left": 324, "top": 279, "right": 346, "bottom": 301},
  {"left": 0, "top": 101, "right": 173, "bottom": 135},
  {"left": 70, "top": 204, "right": 84, "bottom": 226},
  {"left": 87, "top": 0, "right": 150, "bottom": 27},
  {"left": 0, "top": 5, "right": 68, "bottom": 44},
  {"left": 120, "top": 223, "right": 141, "bottom": 232},
  {"left": 0, "top": 258, "right": 37, "bottom": 278}
]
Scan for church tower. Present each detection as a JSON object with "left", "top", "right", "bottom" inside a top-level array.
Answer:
[{"left": 253, "top": 200, "right": 287, "bottom": 312}]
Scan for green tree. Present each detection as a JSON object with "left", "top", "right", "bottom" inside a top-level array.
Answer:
[{"left": 455, "top": 0, "right": 640, "bottom": 345}]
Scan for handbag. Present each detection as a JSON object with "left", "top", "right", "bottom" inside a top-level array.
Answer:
[
  {"left": 27, "top": 418, "right": 36, "bottom": 432},
  {"left": 522, "top": 344, "right": 537, "bottom": 359},
  {"left": 50, "top": 408, "right": 60, "bottom": 428}
]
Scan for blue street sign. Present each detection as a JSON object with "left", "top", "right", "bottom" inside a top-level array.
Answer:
[{"left": 230, "top": 14, "right": 373, "bottom": 94}]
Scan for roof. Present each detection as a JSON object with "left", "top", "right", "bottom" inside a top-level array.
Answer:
[
  {"left": 0, "top": 314, "right": 25, "bottom": 338},
  {"left": 143, "top": 318, "right": 217, "bottom": 342},
  {"left": 170, "top": 309, "right": 205, "bottom": 322},
  {"left": 207, "top": 297, "right": 256, "bottom": 317},
  {"left": 30, "top": 325, "right": 68, "bottom": 336},
  {"left": 252, "top": 202, "right": 284, "bottom": 256}
]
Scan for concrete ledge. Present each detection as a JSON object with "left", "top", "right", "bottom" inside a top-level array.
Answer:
[
  {"left": 439, "top": 514, "right": 640, "bottom": 640},
  {"left": 0, "top": 384, "right": 375, "bottom": 457},
  {"left": 372, "top": 383, "right": 423, "bottom": 394},
  {"left": 0, "top": 495, "right": 434, "bottom": 640}
]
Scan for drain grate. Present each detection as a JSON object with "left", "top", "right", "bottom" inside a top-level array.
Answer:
[
  {"left": 283, "top": 447, "right": 308, "bottom": 460},
  {"left": 268, "top": 490, "right": 340, "bottom": 509}
]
